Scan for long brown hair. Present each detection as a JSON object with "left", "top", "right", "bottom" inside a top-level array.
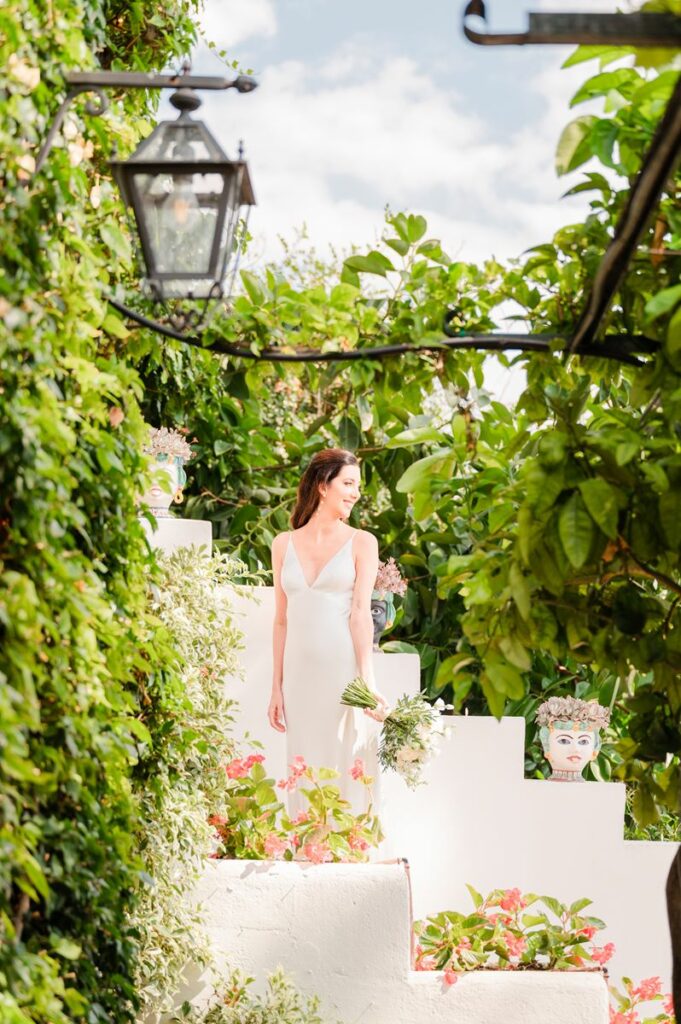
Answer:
[{"left": 291, "top": 448, "right": 359, "bottom": 528}]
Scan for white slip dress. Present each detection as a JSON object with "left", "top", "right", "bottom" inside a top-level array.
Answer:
[{"left": 281, "top": 530, "right": 379, "bottom": 817}]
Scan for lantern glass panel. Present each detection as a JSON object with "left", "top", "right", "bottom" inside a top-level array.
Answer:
[{"left": 130, "top": 168, "right": 241, "bottom": 298}]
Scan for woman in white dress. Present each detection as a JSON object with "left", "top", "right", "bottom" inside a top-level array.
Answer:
[{"left": 268, "top": 448, "right": 387, "bottom": 813}]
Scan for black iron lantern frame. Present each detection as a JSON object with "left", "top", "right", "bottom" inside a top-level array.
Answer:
[
  {"left": 32, "top": 64, "right": 257, "bottom": 332},
  {"left": 110, "top": 87, "right": 255, "bottom": 305}
]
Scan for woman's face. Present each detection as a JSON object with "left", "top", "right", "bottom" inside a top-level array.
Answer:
[
  {"left": 322, "top": 464, "right": 361, "bottom": 519},
  {"left": 546, "top": 725, "right": 596, "bottom": 774}
]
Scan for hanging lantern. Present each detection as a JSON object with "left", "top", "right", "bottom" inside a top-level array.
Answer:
[{"left": 110, "top": 87, "right": 255, "bottom": 301}]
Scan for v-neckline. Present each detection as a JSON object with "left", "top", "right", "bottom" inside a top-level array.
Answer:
[{"left": 289, "top": 533, "right": 354, "bottom": 589}]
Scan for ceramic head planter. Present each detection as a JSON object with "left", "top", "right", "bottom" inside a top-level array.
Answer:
[
  {"left": 140, "top": 427, "right": 193, "bottom": 518},
  {"left": 371, "top": 557, "right": 408, "bottom": 651},
  {"left": 536, "top": 696, "right": 610, "bottom": 782}
]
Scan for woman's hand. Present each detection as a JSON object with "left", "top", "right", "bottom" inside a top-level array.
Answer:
[
  {"left": 364, "top": 692, "right": 389, "bottom": 723},
  {"left": 268, "top": 688, "right": 286, "bottom": 732}
]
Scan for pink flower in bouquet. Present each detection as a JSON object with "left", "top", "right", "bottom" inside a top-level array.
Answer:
[
  {"left": 291, "top": 810, "right": 309, "bottom": 825},
  {"left": 499, "top": 888, "right": 527, "bottom": 912},
  {"left": 591, "top": 942, "right": 615, "bottom": 966},
  {"left": 443, "top": 967, "right": 458, "bottom": 987},
  {"left": 263, "top": 833, "right": 289, "bottom": 860},
  {"left": 301, "top": 841, "right": 333, "bottom": 864},
  {"left": 632, "top": 977, "right": 662, "bottom": 1001},
  {"left": 208, "top": 813, "right": 227, "bottom": 828},
  {"left": 578, "top": 925, "right": 598, "bottom": 940},
  {"left": 503, "top": 933, "right": 527, "bottom": 959},
  {"left": 664, "top": 994, "right": 674, "bottom": 1015},
  {"left": 456, "top": 937, "right": 472, "bottom": 953},
  {"left": 350, "top": 758, "right": 365, "bottom": 781}
]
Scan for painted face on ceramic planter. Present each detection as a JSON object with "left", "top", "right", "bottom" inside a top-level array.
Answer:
[{"left": 541, "top": 721, "right": 598, "bottom": 778}]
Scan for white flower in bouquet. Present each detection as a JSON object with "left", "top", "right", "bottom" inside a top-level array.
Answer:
[{"left": 340, "top": 678, "right": 453, "bottom": 789}]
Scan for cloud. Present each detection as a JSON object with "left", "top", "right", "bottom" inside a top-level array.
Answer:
[
  {"left": 199, "top": 0, "right": 277, "bottom": 50},
  {"left": 200, "top": 37, "right": 594, "bottom": 271}
]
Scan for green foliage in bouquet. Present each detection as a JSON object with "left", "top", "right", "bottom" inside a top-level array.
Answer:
[
  {"left": 340, "top": 678, "right": 449, "bottom": 788},
  {"left": 414, "top": 886, "right": 610, "bottom": 974},
  {"left": 209, "top": 755, "right": 382, "bottom": 863},
  {"left": 172, "top": 968, "right": 330, "bottom": 1024}
]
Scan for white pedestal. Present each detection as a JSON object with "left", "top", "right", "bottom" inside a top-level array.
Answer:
[{"left": 141, "top": 516, "right": 212, "bottom": 555}]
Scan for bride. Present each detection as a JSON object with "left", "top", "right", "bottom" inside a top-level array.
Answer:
[{"left": 268, "top": 448, "right": 387, "bottom": 812}]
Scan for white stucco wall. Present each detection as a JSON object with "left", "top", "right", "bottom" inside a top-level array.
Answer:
[
  {"left": 226, "top": 585, "right": 677, "bottom": 992},
  {"left": 145, "top": 526, "right": 676, "bottom": 1000},
  {"left": 190, "top": 860, "right": 609, "bottom": 1024}
]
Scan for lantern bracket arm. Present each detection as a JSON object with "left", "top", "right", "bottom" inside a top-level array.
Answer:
[
  {"left": 462, "top": 0, "right": 681, "bottom": 47},
  {"left": 34, "top": 84, "right": 109, "bottom": 175},
  {"left": 31, "top": 68, "right": 257, "bottom": 178}
]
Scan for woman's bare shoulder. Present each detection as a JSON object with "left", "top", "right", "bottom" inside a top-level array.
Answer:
[
  {"left": 272, "top": 531, "right": 291, "bottom": 553},
  {"left": 353, "top": 528, "right": 378, "bottom": 552}
]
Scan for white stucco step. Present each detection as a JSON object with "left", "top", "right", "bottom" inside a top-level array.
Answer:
[{"left": 189, "top": 859, "right": 608, "bottom": 1024}]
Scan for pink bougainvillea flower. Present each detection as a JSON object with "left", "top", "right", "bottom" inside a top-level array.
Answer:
[
  {"left": 503, "top": 932, "right": 527, "bottom": 959},
  {"left": 443, "top": 968, "right": 458, "bottom": 987},
  {"left": 415, "top": 955, "right": 437, "bottom": 972},
  {"left": 291, "top": 810, "right": 309, "bottom": 825},
  {"left": 278, "top": 756, "right": 308, "bottom": 791},
  {"left": 263, "top": 833, "right": 289, "bottom": 860},
  {"left": 609, "top": 1012, "right": 634, "bottom": 1024},
  {"left": 499, "top": 888, "right": 527, "bottom": 912},
  {"left": 207, "top": 813, "right": 227, "bottom": 827},
  {"left": 456, "top": 937, "right": 472, "bottom": 952},
  {"left": 350, "top": 758, "right": 365, "bottom": 781},
  {"left": 224, "top": 758, "right": 248, "bottom": 779},
  {"left": 591, "top": 942, "right": 616, "bottom": 966},
  {"left": 578, "top": 925, "right": 598, "bottom": 940},
  {"left": 348, "top": 831, "right": 370, "bottom": 852},
  {"left": 664, "top": 994, "right": 674, "bottom": 1015},
  {"left": 301, "top": 841, "right": 333, "bottom": 864},
  {"left": 632, "top": 977, "right": 662, "bottom": 1001},
  {"left": 487, "top": 913, "right": 513, "bottom": 927},
  {"left": 243, "top": 753, "right": 265, "bottom": 770}
]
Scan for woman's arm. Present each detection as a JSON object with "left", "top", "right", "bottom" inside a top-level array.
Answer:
[
  {"left": 349, "top": 531, "right": 388, "bottom": 718},
  {"left": 269, "top": 533, "right": 288, "bottom": 732}
]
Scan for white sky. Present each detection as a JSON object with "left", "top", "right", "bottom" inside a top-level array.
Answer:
[{"left": 171, "top": 1, "right": 619, "bottom": 403}]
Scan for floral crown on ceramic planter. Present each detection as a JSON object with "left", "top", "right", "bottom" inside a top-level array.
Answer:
[{"left": 535, "top": 696, "right": 610, "bottom": 730}]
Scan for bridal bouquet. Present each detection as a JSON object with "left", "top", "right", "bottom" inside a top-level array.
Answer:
[{"left": 340, "top": 677, "right": 451, "bottom": 789}]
